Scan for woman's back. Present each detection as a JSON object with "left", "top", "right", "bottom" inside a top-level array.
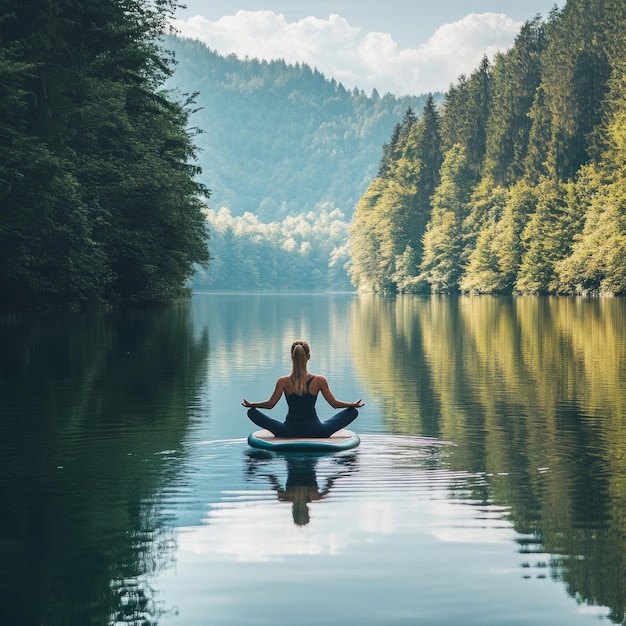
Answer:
[{"left": 285, "top": 375, "right": 318, "bottom": 422}]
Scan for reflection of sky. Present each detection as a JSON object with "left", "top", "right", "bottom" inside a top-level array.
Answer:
[
  {"left": 176, "top": 481, "right": 516, "bottom": 563},
  {"left": 155, "top": 437, "right": 609, "bottom": 626},
  {"left": 153, "top": 294, "right": 617, "bottom": 625}
]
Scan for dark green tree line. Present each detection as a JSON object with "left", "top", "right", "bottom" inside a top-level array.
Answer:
[
  {"left": 0, "top": 0, "right": 209, "bottom": 307},
  {"left": 349, "top": 0, "right": 626, "bottom": 295}
]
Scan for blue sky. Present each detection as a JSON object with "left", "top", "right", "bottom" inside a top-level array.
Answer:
[{"left": 173, "top": 1, "right": 563, "bottom": 95}]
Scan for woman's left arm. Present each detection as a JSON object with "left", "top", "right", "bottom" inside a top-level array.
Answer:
[{"left": 317, "top": 376, "right": 364, "bottom": 409}]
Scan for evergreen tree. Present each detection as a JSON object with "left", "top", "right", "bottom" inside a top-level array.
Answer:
[
  {"left": 493, "top": 181, "right": 538, "bottom": 292},
  {"left": 0, "top": 0, "right": 209, "bottom": 306},
  {"left": 441, "top": 57, "right": 492, "bottom": 179},
  {"left": 440, "top": 76, "right": 469, "bottom": 153},
  {"left": 524, "top": 85, "right": 553, "bottom": 182},
  {"left": 349, "top": 99, "right": 443, "bottom": 293},
  {"left": 484, "top": 16, "right": 546, "bottom": 186},
  {"left": 420, "top": 145, "right": 473, "bottom": 292},
  {"left": 396, "top": 95, "right": 443, "bottom": 278},
  {"left": 377, "top": 122, "right": 403, "bottom": 179},
  {"left": 556, "top": 57, "right": 626, "bottom": 294},
  {"left": 515, "top": 180, "right": 569, "bottom": 293},
  {"left": 459, "top": 218, "right": 502, "bottom": 293},
  {"left": 532, "top": 0, "right": 612, "bottom": 181},
  {"left": 349, "top": 179, "right": 389, "bottom": 292},
  {"left": 459, "top": 184, "right": 508, "bottom": 293}
]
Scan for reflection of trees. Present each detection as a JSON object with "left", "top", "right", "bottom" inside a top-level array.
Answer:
[
  {"left": 348, "top": 294, "right": 443, "bottom": 437},
  {"left": 351, "top": 295, "right": 626, "bottom": 622},
  {"left": 0, "top": 305, "right": 209, "bottom": 626},
  {"left": 245, "top": 451, "right": 359, "bottom": 526},
  {"left": 191, "top": 293, "right": 362, "bottom": 382}
]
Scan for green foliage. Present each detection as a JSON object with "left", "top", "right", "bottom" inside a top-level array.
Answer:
[
  {"left": 349, "top": 179, "right": 388, "bottom": 292},
  {"left": 440, "top": 56, "right": 492, "bottom": 178},
  {"left": 484, "top": 17, "right": 546, "bottom": 186},
  {"left": 349, "top": 96, "right": 442, "bottom": 292},
  {"left": 191, "top": 207, "right": 353, "bottom": 291},
  {"left": 420, "top": 145, "right": 473, "bottom": 292},
  {"left": 516, "top": 180, "right": 568, "bottom": 294},
  {"left": 0, "top": 0, "right": 209, "bottom": 307},
  {"left": 493, "top": 181, "right": 538, "bottom": 291},
  {"left": 460, "top": 183, "right": 509, "bottom": 293},
  {"left": 528, "top": 0, "right": 612, "bottom": 181},
  {"left": 557, "top": 60, "right": 626, "bottom": 294},
  {"left": 164, "top": 36, "right": 434, "bottom": 221},
  {"left": 350, "top": 0, "right": 626, "bottom": 295},
  {"left": 459, "top": 221, "right": 501, "bottom": 293}
]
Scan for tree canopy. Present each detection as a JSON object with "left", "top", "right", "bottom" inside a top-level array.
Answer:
[
  {"left": 163, "top": 35, "right": 436, "bottom": 292},
  {"left": 0, "top": 0, "right": 209, "bottom": 307},
  {"left": 349, "top": 0, "right": 626, "bottom": 295}
]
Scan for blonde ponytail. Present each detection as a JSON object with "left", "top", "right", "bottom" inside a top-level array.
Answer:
[{"left": 291, "top": 340, "right": 310, "bottom": 395}]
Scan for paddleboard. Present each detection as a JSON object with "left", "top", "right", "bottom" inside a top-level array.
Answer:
[{"left": 248, "top": 428, "right": 360, "bottom": 452}]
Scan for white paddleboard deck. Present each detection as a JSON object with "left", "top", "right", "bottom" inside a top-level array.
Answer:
[{"left": 248, "top": 428, "right": 360, "bottom": 451}]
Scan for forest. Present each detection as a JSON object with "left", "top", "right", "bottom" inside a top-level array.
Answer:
[
  {"left": 163, "top": 36, "right": 433, "bottom": 292},
  {"left": 3, "top": 0, "right": 625, "bottom": 301},
  {"left": 350, "top": 0, "right": 626, "bottom": 295},
  {"left": 164, "top": 35, "right": 433, "bottom": 221},
  {"left": 0, "top": 0, "right": 209, "bottom": 306}
]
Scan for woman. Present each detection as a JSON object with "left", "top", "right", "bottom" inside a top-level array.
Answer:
[{"left": 242, "top": 339, "right": 364, "bottom": 437}]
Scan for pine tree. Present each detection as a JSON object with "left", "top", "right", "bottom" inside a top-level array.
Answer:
[
  {"left": 524, "top": 85, "right": 552, "bottom": 182},
  {"left": 349, "top": 179, "right": 388, "bottom": 292},
  {"left": 493, "top": 181, "right": 538, "bottom": 292},
  {"left": 420, "top": 145, "right": 473, "bottom": 292},
  {"left": 0, "top": 0, "right": 209, "bottom": 306},
  {"left": 459, "top": 184, "right": 509, "bottom": 293},
  {"left": 377, "top": 122, "right": 402, "bottom": 178},
  {"left": 533, "top": 0, "right": 612, "bottom": 181},
  {"left": 441, "top": 57, "right": 492, "bottom": 179},
  {"left": 400, "top": 95, "right": 443, "bottom": 268},
  {"left": 556, "top": 56, "right": 626, "bottom": 294},
  {"left": 350, "top": 102, "right": 441, "bottom": 292},
  {"left": 516, "top": 180, "right": 568, "bottom": 293},
  {"left": 484, "top": 17, "right": 546, "bottom": 186}
]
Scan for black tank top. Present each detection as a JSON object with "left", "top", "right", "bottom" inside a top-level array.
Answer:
[{"left": 285, "top": 376, "right": 318, "bottom": 422}]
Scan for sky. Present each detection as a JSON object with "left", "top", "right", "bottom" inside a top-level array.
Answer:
[{"left": 172, "top": 1, "right": 563, "bottom": 96}]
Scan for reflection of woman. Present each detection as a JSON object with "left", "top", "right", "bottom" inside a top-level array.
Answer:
[
  {"left": 242, "top": 339, "right": 363, "bottom": 437},
  {"left": 266, "top": 457, "right": 329, "bottom": 526},
  {"left": 248, "top": 454, "right": 357, "bottom": 526}
]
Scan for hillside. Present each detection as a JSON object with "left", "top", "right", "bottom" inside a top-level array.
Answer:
[
  {"left": 349, "top": 0, "right": 626, "bottom": 295},
  {"left": 163, "top": 37, "right": 441, "bottom": 291},
  {"left": 165, "top": 36, "right": 436, "bottom": 221}
]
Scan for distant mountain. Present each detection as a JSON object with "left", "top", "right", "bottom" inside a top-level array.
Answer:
[
  {"left": 164, "top": 36, "right": 439, "bottom": 221},
  {"left": 162, "top": 36, "right": 441, "bottom": 291}
]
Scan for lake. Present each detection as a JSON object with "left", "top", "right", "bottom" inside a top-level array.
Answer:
[{"left": 1, "top": 293, "right": 625, "bottom": 625}]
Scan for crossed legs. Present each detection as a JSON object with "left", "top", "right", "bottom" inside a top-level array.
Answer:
[{"left": 247, "top": 407, "right": 358, "bottom": 438}]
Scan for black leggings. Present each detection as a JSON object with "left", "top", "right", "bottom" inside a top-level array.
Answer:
[{"left": 247, "top": 407, "right": 358, "bottom": 438}]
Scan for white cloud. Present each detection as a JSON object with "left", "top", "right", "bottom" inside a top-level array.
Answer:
[{"left": 171, "top": 10, "right": 522, "bottom": 95}]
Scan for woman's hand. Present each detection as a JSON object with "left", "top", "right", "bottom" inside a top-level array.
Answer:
[
  {"left": 351, "top": 399, "right": 365, "bottom": 408},
  {"left": 242, "top": 399, "right": 254, "bottom": 407}
]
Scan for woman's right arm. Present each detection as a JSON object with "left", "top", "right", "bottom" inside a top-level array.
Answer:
[
  {"left": 317, "top": 376, "right": 365, "bottom": 409},
  {"left": 242, "top": 378, "right": 285, "bottom": 409}
]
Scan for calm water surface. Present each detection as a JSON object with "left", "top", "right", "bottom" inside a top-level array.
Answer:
[{"left": 1, "top": 293, "right": 626, "bottom": 625}]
